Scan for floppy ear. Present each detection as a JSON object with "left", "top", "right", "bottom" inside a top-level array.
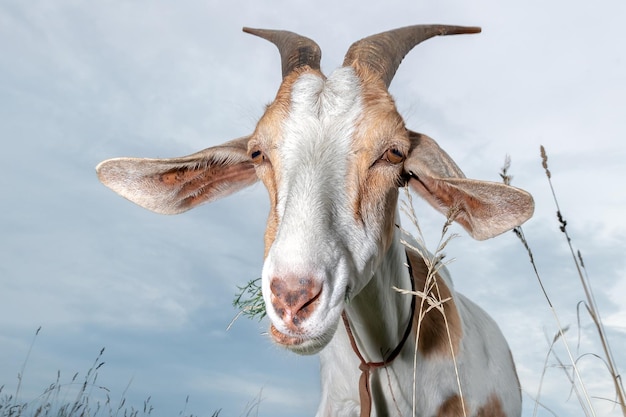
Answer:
[
  {"left": 404, "top": 131, "right": 534, "bottom": 240},
  {"left": 96, "top": 136, "right": 258, "bottom": 214}
]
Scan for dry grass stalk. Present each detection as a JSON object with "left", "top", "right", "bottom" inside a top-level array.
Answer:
[
  {"left": 398, "top": 186, "right": 467, "bottom": 417},
  {"left": 503, "top": 155, "right": 596, "bottom": 416},
  {"left": 531, "top": 327, "right": 578, "bottom": 417},
  {"left": 0, "top": 331, "right": 207, "bottom": 417},
  {"left": 539, "top": 146, "right": 626, "bottom": 416},
  {"left": 503, "top": 150, "right": 626, "bottom": 416}
]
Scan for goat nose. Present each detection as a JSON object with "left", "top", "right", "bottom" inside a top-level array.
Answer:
[{"left": 270, "top": 277, "right": 322, "bottom": 326}]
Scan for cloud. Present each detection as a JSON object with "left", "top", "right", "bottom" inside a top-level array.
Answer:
[{"left": 1, "top": 1, "right": 624, "bottom": 416}]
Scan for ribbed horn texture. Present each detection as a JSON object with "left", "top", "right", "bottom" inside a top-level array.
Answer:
[
  {"left": 243, "top": 27, "right": 322, "bottom": 78},
  {"left": 343, "top": 25, "right": 481, "bottom": 87}
]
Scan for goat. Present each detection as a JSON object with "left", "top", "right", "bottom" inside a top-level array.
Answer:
[{"left": 96, "top": 24, "right": 534, "bottom": 417}]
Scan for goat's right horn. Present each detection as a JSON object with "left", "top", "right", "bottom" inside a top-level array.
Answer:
[
  {"left": 243, "top": 27, "right": 322, "bottom": 79},
  {"left": 343, "top": 24, "right": 481, "bottom": 87}
]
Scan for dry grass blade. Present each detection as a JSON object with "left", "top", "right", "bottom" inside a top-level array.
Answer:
[
  {"left": 504, "top": 151, "right": 626, "bottom": 417},
  {"left": 503, "top": 157, "right": 595, "bottom": 416},
  {"left": 398, "top": 186, "right": 466, "bottom": 417},
  {"left": 14, "top": 326, "right": 41, "bottom": 406},
  {"left": 539, "top": 146, "right": 625, "bottom": 416},
  {"left": 239, "top": 389, "right": 263, "bottom": 417},
  {"left": 0, "top": 340, "right": 209, "bottom": 417},
  {"left": 532, "top": 327, "right": 581, "bottom": 417}
]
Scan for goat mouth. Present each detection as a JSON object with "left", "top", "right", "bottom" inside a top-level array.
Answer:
[
  {"left": 269, "top": 323, "right": 306, "bottom": 347},
  {"left": 269, "top": 322, "right": 335, "bottom": 355}
]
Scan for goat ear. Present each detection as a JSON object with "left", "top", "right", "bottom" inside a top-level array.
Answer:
[
  {"left": 96, "top": 136, "right": 258, "bottom": 214},
  {"left": 404, "top": 131, "right": 534, "bottom": 240}
]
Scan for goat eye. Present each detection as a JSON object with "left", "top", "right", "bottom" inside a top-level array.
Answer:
[
  {"left": 383, "top": 148, "right": 405, "bottom": 164},
  {"left": 250, "top": 149, "right": 265, "bottom": 164}
]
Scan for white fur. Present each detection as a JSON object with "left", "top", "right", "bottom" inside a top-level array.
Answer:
[
  {"left": 318, "top": 232, "right": 521, "bottom": 416},
  {"left": 262, "top": 68, "right": 379, "bottom": 354}
]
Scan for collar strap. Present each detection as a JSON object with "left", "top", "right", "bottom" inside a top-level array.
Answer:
[{"left": 341, "top": 250, "right": 417, "bottom": 417}]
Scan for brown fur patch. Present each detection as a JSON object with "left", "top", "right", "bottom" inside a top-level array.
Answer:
[
  {"left": 348, "top": 73, "right": 409, "bottom": 251},
  {"left": 346, "top": 73, "right": 473, "bottom": 349},
  {"left": 436, "top": 394, "right": 466, "bottom": 417},
  {"left": 407, "top": 250, "right": 463, "bottom": 357},
  {"left": 476, "top": 394, "right": 506, "bottom": 417},
  {"left": 436, "top": 393, "right": 506, "bottom": 417}
]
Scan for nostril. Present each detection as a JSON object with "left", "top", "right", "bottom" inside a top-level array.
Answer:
[
  {"left": 301, "top": 286, "right": 322, "bottom": 309},
  {"left": 270, "top": 277, "right": 322, "bottom": 325}
]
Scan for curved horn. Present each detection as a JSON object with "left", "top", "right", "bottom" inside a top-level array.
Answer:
[
  {"left": 243, "top": 27, "right": 322, "bottom": 78},
  {"left": 343, "top": 25, "right": 481, "bottom": 87}
]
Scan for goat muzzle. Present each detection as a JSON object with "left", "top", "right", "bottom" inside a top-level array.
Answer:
[{"left": 270, "top": 277, "right": 323, "bottom": 329}]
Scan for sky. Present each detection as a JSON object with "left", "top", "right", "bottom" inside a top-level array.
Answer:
[{"left": 1, "top": 1, "right": 625, "bottom": 416}]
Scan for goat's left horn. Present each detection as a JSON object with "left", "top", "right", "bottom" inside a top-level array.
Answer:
[
  {"left": 243, "top": 27, "right": 322, "bottom": 78},
  {"left": 343, "top": 24, "right": 481, "bottom": 88}
]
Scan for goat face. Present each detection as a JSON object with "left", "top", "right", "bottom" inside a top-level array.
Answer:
[
  {"left": 253, "top": 67, "right": 409, "bottom": 353},
  {"left": 96, "top": 25, "right": 534, "bottom": 355}
]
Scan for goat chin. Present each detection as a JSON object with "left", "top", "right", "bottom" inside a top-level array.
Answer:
[{"left": 269, "top": 322, "right": 337, "bottom": 355}]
